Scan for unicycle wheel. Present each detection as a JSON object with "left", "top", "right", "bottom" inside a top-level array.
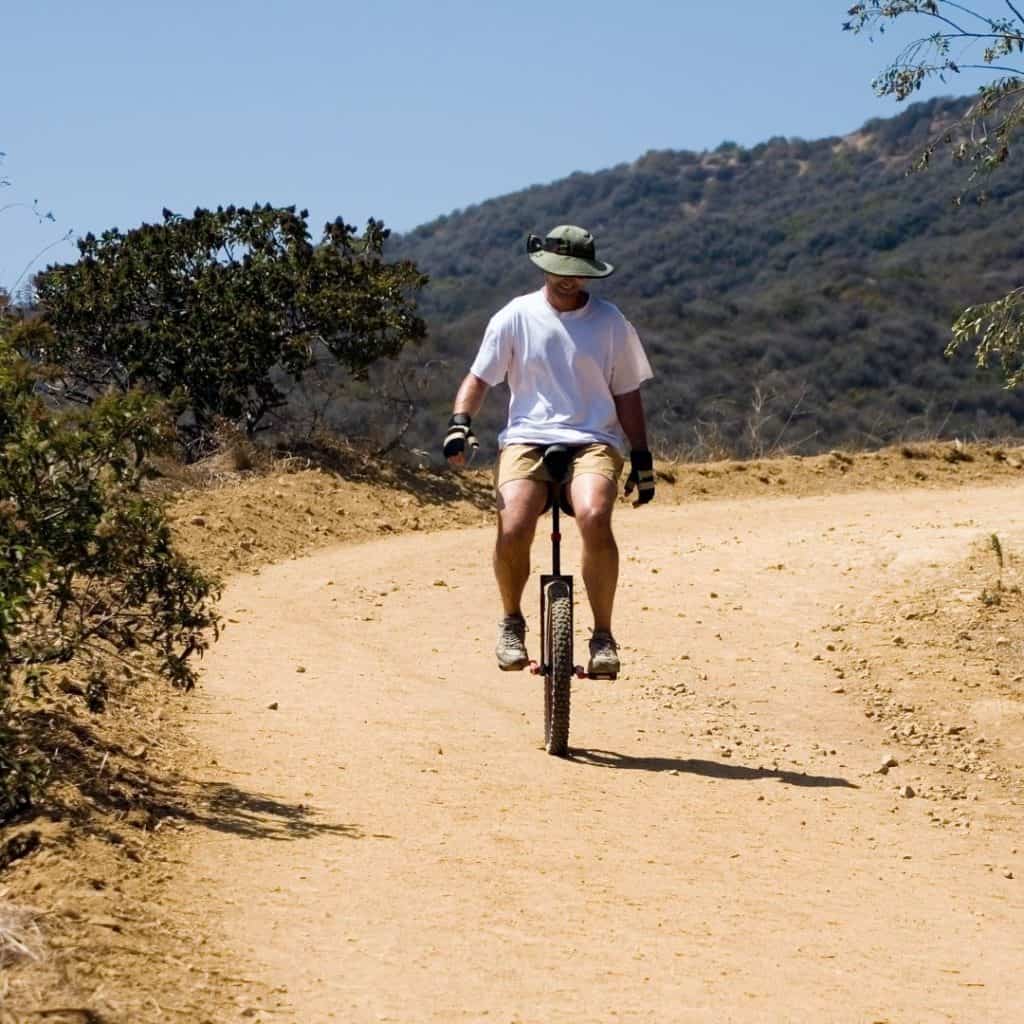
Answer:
[{"left": 543, "top": 579, "right": 573, "bottom": 757}]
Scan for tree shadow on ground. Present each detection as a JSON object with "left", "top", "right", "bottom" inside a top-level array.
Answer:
[
  {"left": 153, "top": 434, "right": 496, "bottom": 511},
  {"left": 14, "top": 707, "right": 363, "bottom": 845},
  {"left": 570, "top": 749, "right": 858, "bottom": 789},
  {"left": 277, "top": 437, "right": 495, "bottom": 510},
  {"left": 157, "top": 779, "right": 364, "bottom": 841}
]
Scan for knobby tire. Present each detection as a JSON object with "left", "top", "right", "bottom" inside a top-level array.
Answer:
[{"left": 544, "top": 580, "right": 573, "bottom": 757}]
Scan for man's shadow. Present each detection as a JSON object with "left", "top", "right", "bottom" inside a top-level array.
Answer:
[{"left": 570, "top": 749, "right": 858, "bottom": 789}]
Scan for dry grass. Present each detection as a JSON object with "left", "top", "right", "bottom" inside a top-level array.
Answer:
[{"left": 0, "top": 893, "right": 44, "bottom": 968}]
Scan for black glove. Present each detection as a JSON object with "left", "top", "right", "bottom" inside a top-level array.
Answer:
[
  {"left": 624, "top": 449, "right": 655, "bottom": 506},
  {"left": 443, "top": 413, "right": 479, "bottom": 462}
]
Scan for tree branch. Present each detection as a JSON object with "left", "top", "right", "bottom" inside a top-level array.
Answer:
[
  {"left": 955, "top": 61, "right": 1024, "bottom": 73},
  {"left": 913, "top": 30, "right": 1021, "bottom": 41},
  {"left": 943, "top": 0, "right": 1007, "bottom": 27},
  {"left": 922, "top": 9, "right": 972, "bottom": 34}
]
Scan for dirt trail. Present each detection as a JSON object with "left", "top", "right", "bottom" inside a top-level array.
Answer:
[{"left": 180, "top": 483, "right": 1024, "bottom": 1023}]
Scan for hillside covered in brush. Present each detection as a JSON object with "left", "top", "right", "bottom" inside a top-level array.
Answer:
[{"left": 375, "top": 96, "right": 1024, "bottom": 459}]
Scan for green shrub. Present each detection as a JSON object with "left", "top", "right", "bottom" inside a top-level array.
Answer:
[
  {"left": 0, "top": 329, "right": 220, "bottom": 819},
  {"left": 33, "top": 205, "right": 427, "bottom": 445}
]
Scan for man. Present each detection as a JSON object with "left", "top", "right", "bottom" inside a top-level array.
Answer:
[{"left": 444, "top": 224, "right": 655, "bottom": 676}]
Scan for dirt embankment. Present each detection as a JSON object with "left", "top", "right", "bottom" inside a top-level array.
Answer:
[{"left": 166, "top": 440, "right": 1024, "bottom": 577}]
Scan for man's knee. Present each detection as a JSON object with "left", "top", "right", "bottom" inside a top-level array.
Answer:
[
  {"left": 497, "top": 515, "right": 537, "bottom": 550},
  {"left": 579, "top": 517, "right": 615, "bottom": 548},
  {"left": 496, "top": 482, "right": 546, "bottom": 547},
  {"left": 574, "top": 500, "right": 614, "bottom": 541},
  {"left": 570, "top": 477, "right": 616, "bottom": 536}
]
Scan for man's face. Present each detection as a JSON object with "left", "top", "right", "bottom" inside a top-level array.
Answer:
[{"left": 544, "top": 273, "right": 586, "bottom": 300}]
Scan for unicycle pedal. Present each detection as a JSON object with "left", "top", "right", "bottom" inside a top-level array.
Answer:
[{"left": 575, "top": 663, "right": 617, "bottom": 681}]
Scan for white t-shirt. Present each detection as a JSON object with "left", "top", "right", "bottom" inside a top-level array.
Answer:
[{"left": 469, "top": 288, "right": 654, "bottom": 451}]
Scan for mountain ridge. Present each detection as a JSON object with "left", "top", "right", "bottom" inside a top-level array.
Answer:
[{"left": 359, "top": 95, "right": 1024, "bottom": 459}]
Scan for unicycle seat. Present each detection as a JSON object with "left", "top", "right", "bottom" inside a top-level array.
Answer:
[
  {"left": 542, "top": 444, "right": 573, "bottom": 484},
  {"left": 541, "top": 444, "right": 576, "bottom": 517}
]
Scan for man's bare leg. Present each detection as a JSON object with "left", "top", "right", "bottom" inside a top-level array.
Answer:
[
  {"left": 568, "top": 473, "right": 619, "bottom": 632},
  {"left": 494, "top": 479, "right": 548, "bottom": 616}
]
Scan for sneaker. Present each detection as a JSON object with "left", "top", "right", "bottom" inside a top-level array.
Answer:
[
  {"left": 587, "top": 630, "right": 620, "bottom": 676},
  {"left": 496, "top": 613, "right": 529, "bottom": 671}
]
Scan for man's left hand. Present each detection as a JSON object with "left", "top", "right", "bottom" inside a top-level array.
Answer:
[
  {"left": 624, "top": 449, "right": 655, "bottom": 506},
  {"left": 443, "top": 413, "right": 478, "bottom": 466}
]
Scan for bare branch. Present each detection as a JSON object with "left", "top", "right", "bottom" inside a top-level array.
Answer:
[
  {"left": 11, "top": 229, "right": 75, "bottom": 293},
  {"left": 943, "top": 61, "right": 1024, "bottom": 73},
  {"left": 943, "top": 0, "right": 1010, "bottom": 27}
]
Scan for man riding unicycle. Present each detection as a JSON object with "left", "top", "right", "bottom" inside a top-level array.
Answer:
[{"left": 443, "top": 224, "right": 656, "bottom": 677}]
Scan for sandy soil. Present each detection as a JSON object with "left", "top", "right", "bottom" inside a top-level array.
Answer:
[
  {"left": 183, "top": 481, "right": 1024, "bottom": 1022},
  {"left": 4, "top": 444, "right": 1024, "bottom": 1023}
]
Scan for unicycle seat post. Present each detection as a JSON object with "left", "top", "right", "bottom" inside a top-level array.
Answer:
[
  {"left": 541, "top": 443, "right": 572, "bottom": 580},
  {"left": 550, "top": 498, "right": 561, "bottom": 576}
]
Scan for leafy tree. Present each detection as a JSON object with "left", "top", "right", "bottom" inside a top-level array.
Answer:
[
  {"left": 33, "top": 205, "right": 428, "bottom": 443},
  {"left": 844, "top": 2, "right": 1024, "bottom": 385},
  {"left": 0, "top": 325, "right": 220, "bottom": 818},
  {"left": 950, "top": 285, "right": 1024, "bottom": 384}
]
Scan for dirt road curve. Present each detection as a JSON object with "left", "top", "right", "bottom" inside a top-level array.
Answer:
[{"left": 181, "top": 484, "right": 1024, "bottom": 1023}]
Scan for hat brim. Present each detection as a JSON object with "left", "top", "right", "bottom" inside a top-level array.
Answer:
[{"left": 529, "top": 251, "right": 615, "bottom": 278}]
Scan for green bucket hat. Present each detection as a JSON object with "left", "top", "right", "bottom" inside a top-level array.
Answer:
[{"left": 526, "top": 224, "right": 615, "bottom": 278}]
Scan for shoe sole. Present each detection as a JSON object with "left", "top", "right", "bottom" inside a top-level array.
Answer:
[{"left": 498, "top": 660, "right": 529, "bottom": 671}]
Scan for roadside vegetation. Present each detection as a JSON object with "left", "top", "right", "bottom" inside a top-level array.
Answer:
[
  {"left": 32, "top": 205, "right": 428, "bottom": 454},
  {"left": 0, "top": 204, "right": 430, "bottom": 828},
  {"left": 0, "top": 323, "right": 218, "bottom": 821}
]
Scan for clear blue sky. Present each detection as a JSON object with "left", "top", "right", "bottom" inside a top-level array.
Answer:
[{"left": 2, "top": 0, "right": 963, "bottom": 292}]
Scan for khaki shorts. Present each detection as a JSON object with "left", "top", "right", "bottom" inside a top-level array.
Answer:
[{"left": 495, "top": 443, "right": 625, "bottom": 491}]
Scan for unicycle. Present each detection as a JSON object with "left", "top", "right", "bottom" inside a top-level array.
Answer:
[{"left": 529, "top": 445, "right": 617, "bottom": 757}]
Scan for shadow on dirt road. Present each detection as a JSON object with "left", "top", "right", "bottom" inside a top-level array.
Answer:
[
  {"left": 569, "top": 748, "right": 858, "bottom": 788},
  {"left": 158, "top": 780, "right": 365, "bottom": 842}
]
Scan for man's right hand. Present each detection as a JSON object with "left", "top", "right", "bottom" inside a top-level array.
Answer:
[
  {"left": 443, "top": 413, "right": 478, "bottom": 466},
  {"left": 624, "top": 449, "right": 655, "bottom": 506}
]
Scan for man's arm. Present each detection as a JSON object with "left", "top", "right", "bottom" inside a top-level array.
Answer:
[
  {"left": 614, "top": 389, "right": 655, "bottom": 505},
  {"left": 613, "top": 389, "right": 648, "bottom": 451},
  {"left": 445, "top": 373, "right": 490, "bottom": 466},
  {"left": 453, "top": 373, "right": 489, "bottom": 419}
]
